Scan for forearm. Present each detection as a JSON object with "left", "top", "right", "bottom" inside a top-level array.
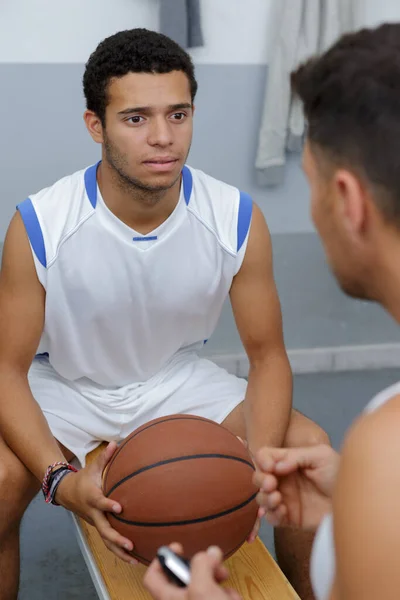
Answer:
[
  {"left": 244, "top": 352, "right": 292, "bottom": 452},
  {"left": 0, "top": 366, "right": 67, "bottom": 481}
]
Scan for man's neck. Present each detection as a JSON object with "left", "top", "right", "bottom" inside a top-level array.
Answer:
[
  {"left": 97, "top": 161, "right": 181, "bottom": 234},
  {"left": 370, "top": 233, "right": 400, "bottom": 324}
]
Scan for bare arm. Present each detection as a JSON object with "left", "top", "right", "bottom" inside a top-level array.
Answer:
[
  {"left": 230, "top": 203, "right": 292, "bottom": 452},
  {"left": 0, "top": 213, "right": 139, "bottom": 561},
  {"left": 331, "top": 396, "right": 400, "bottom": 599},
  {"left": 0, "top": 212, "right": 66, "bottom": 481}
]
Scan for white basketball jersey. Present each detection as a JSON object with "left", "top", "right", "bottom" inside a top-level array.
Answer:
[
  {"left": 311, "top": 381, "right": 400, "bottom": 600},
  {"left": 17, "top": 163, "right": 252, "bottom": 386}
]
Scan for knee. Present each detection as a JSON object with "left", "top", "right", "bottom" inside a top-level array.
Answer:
[
  {"left": 284, "top": 411, "right": 331, "bottom": 449},
  {"left": 0, "top": 459, "right": 37, "bottom": 532},
  {"left": 303, "top": 421, "right": 331, "bottom": 448}
]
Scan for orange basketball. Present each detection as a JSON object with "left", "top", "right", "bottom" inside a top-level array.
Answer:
[{"left": 103, "top": 414, "right": 258, "bottom": 565}]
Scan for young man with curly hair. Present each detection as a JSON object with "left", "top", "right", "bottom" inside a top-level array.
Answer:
[{"left": 0, "top": 29, "right": 327, "bottom": 600}]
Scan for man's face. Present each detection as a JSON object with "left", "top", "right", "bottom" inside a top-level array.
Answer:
[
  {"left": 303, "top": 141, "right": 372, "bottom": 300},
  {"left": 101, "top": 70, "right": 193, "bottom": 194}
]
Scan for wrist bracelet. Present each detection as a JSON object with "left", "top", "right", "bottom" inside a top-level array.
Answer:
[
  {"left": 45, "top": 466, "right": 77, "bottom": 505},
  {"left": 42, "top": 461, "right": 78, "bottom": 504}
]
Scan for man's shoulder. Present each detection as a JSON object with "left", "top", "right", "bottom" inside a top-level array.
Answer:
[
  {"left": 187, "top": 164, "right": 242, "bottom": 199},
  {"left": 340, "top": 391, "right": 400, "bottom": 480},
  {"left": 17, "top": 164, "right": 96, "bottom": 267},
  {"left": 185, "top": 165, "right": 253, "bottom": 255},
  {"left": 187, "top": 164, "right": 252, "bottom": 216},
  {"left": 28, "top": 165, "right": 90, "bottom": 207}
]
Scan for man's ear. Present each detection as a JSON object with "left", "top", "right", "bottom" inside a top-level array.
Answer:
[
  {"left": 83, "top": 110, "right": 104, "bottom": 144},
  {"left": 334, "top": 169, "right": 368, "bottom": 237}
]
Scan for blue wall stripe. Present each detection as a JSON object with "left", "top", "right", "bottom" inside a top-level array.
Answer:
[
  {"left": 182, "top": 165, "right": 193, "bottom": 205},
  {"left": 237, "top": 192, "right": 253, "bottom": 252},
  {"left": 17, "top": 198, "right": 47, "bottom": 267},
  {"left": 84, "top": 161, "right": 101, "bottom": 208}
]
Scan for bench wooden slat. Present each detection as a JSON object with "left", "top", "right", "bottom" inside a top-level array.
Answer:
[{"left": 74, "top": 445, "right": 300, "bottom": 599}]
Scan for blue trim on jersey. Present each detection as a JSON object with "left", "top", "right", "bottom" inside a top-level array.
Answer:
[
  {"left": 182, "top": 166, "right": 193, "bottom": 205},
  {"left": 85, "top": 161, "right": 101, "bottom": 208},
  {"left": 132, "top": 236, "right": 158, "bottom": 241},
  {"left": 237, "top": 192, "right": 253, "bottom": 252},
  {"left": 17, "top": 198, "right": 47, "bottom": 267},
  {"left": 85, "top": 162, "right": 192, "bottom": 208}
]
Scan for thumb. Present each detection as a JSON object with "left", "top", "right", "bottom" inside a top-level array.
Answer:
[
  {"left": 205, "top": 545, "right": 224, "bottom": 569},
  {"left": 273, "top": 446, "right": 323, "bottom": 475},
  {"left": 206, "top": 546, "right": 227, "bottom": 581},
  {"left": 95, "top": 441, "right": 119, "bottom": 476},
  {"left": 255, "top": 447, "right": 289, "bottom": 473},
  {"left": 190, "top": 547, "right": 224, "bottom": 588}
]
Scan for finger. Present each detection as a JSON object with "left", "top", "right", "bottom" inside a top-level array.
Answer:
[
  {"left": 274, "top": 459, "right": 303, "bottom": 475},
  {"left": 214, "top": 563, "right": 229, "bottom": 583},
  {"left": 256, "top": 489, "right": 282, "bottom": 512},
  {"left": 144, "top": 557, "right": 186, "bottom": 600},
  {"left": 169, "top": 542, "right": 184, "bottom": 555},
  {"left": 262, "top": 492, "right": 288, "bottom": 523},
  {"left": 93, "top": 442, "right": 121, "bottom": 495},
  {"left": 249, "top": 504, "right": 266, "bottom": 540},
  {"left": 93, "top": 510, "right": 134, "bottom": 552},
  {"left": 190, "top": 552, "right": 216, "bottom": 591},
  {"left": 103, "top": 538, "right": 139, "bottom": 564},
  {"left": 79, "top": 514, "right": 94, "bottom": 526},
  {"left": 206, "top": 545, "right": 224, "bottom": 565},
  {"left": 247, "top": 509, "right": 263, "bottom": 544},
  {"left": 91, "top": 490, "right": 122, "bottom": 515},
  {"left": 253, "top": 471, "right": 278, "bottom": 492},
  {"left": 265, "top": 505, "right": 288, "bottom": 527},
  {"left": 190, "top": 546, "right": 224, "bottom": 588},
  {"left": 265, "top": 490, "right": 282, "bottom": 511},
  {"left": 273, "top": 446, "right": 326, "bottom": 475},
  {"left": 247, "top": 525, "right": 259, "bottom": 544},
  {"left": 76, "top": 511, "right": 95, "bottom": 526},
  {"left": 95, "top": 441, "right": 119, "bottom": 475},
  {"left": 255, "top": 447, "right": 288, "bottom": 472}
]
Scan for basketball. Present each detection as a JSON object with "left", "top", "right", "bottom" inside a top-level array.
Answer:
[{"left": 103, "top": 414, "right": 259, "bottom": 565}]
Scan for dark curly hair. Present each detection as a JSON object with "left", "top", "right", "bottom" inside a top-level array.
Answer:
[
  {"left": 83, "top": 28, "right": 198, "bottom": 125},
  {"left": 292, "top": 23, "right": 400, "bottom": 223}
]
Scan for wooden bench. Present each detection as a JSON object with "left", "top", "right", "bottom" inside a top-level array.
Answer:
[{"left": 72, "top": 444, "right": 300, "bottom": 600}]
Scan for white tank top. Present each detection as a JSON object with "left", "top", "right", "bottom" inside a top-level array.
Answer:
[
  {"left": 17, "top": 163, "right": 252, "bottom": 386},
  {"left": 311, "top": 381, "right": 400, "bottom": 600}
]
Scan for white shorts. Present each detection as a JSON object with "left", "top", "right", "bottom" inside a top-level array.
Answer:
[{"left": 29, "top": 354, "right": 247, "bottom": 466}]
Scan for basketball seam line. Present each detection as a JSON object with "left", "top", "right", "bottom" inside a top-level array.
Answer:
[
  {"left": 105, "top": 453, "right": 255, "bottom": 497},
  {"left": 104, "top": 415, "right": 226, "bottom": 487},
  {"left": 108, "top": 491, "right": 258, "bottom": 527}
]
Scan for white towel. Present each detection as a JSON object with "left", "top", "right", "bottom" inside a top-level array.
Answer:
[{"left": 256, "top": 0, "right": 362, "bottom": 187}]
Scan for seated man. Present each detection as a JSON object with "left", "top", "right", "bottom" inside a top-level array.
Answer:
[{"left": 0, "top": 28, "right": 327, "bottom": 600}]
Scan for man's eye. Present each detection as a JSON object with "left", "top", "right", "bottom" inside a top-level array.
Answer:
[
  {"left": 172, "top": 112, "right": 186, "bottom": 121},
  {"left": 128, "top": 116, "right": 144, "bottom": 124}
]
